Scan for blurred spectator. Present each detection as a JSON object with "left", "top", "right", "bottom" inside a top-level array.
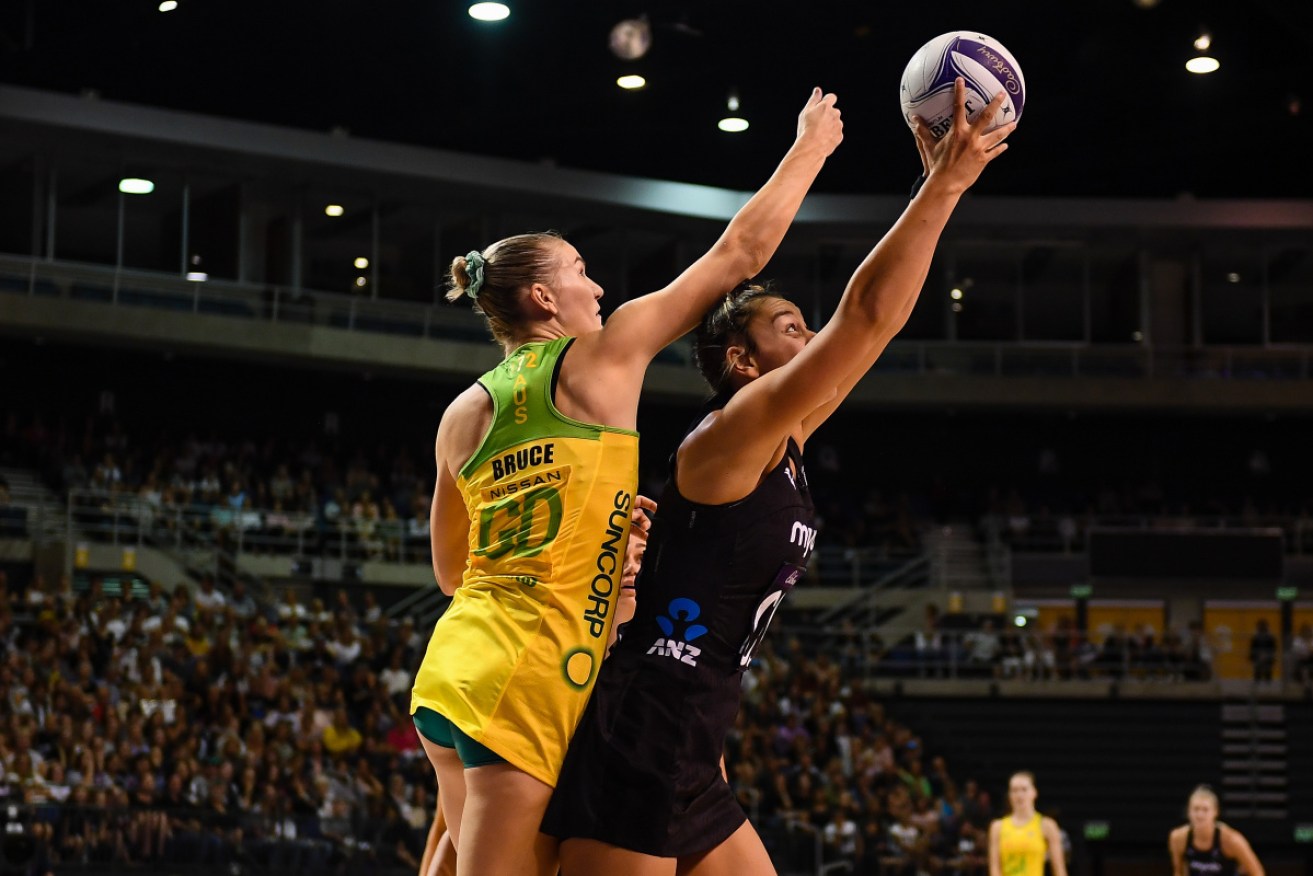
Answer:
[
  {"left": 1250, "top": 619, "right": 1277, "bottom": 683},
  {"left": 323, "top": 707, "right": 363, "bottom": 756},
  {"left": 1290, "top": 623, "right": 1313, "bottom": 684},
  {"left": 964, "top": 620, "right": 1001, "bottom": 672},
  {"left": 193, "top": 575, "right": 226, "bottom": 613}
]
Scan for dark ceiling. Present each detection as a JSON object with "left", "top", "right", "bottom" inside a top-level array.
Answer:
[{"left": 2, "top": 0, "right": 1311, "bottom": 199}]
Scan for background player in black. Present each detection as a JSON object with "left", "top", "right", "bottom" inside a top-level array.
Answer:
[
  {"left": 543, "top": 79, "right": 1016, "bottom": 876},
  {"left": 1169, "top": 786, "right": 1265, "bottom": 876}
]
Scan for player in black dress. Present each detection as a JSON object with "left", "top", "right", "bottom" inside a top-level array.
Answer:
[
  {"left": 542, "top": 79, "right": 1015, "bottom": 876},
  {"left": 1169, "top": 786, "right": 1265, "bottom": 876}
]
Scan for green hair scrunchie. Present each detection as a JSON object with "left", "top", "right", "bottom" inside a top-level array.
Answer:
[{"left": 464, "top": 251, "right": 486, "bottom": 299}]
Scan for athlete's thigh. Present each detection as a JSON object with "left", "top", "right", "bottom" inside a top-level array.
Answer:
[
  {"left": 421, "top": 735, "right": 467, "bottom": 847},
  {"left": 559, "top": 838, "right": 675, "bottom": 876},
  {"left": 459, "top": 762, "right": 558, "bottom": 876},
  {"left": 676, "top": 821, "right": 776, "bottom": 876}
]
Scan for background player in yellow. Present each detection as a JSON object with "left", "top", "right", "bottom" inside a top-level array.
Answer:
[
  {"left": 410, "top": 89, "right": 844, "bottom": 876},
  {"left": 990, "top": 771, "right": 1068, "bottom": 876}
]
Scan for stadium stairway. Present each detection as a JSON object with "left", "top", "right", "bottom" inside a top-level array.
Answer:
[
  {"left": 1287, "top": 701, "right": 1313, "bottom": 825},
  {"left": 0, "top": 465, "right": 65, "bottom": 540},
  {"left": 1221, "top": 700, "right": 1290, "bottom": 820}
]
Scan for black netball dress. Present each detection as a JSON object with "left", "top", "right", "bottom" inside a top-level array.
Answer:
[
  {"left": 1184, "top": 827, "right": 1239, "bottom": 876},
  {"left": 542, "top": 433, "right": 815, "bottom": 856}
]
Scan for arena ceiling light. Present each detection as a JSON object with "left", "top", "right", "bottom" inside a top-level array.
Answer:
[
  {"left": 468, "top": 3, "right": 509, "bottom": 22},
  {"left": 324, "top": 204, "right": 344, "bottom": 217},
  {"left": 354, "top": 257, "right": 369, "bottom": 269},
  {"left": 186, "top": 271, "right": 208, "bottom": 281},
  {"left": 158, "top": 0, "right": 178, "bottom": 11},
  {"left": 617, "top": 74, "right": 646, "bottom": 91},
  {"left": 718, "top": 90, "right": 748, "bottom": 133},
  {"left": 119, "top": 178, "right": 154, "bottom": 194},
  {"left": 1187, "top": 32, "right": 1219, "bottom": 74}
]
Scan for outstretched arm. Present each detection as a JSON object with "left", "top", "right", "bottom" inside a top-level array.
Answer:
[
  {"left": 695, "top": 80, "right": 1013, "bottom": 478},
  {"left": 800, "top": 79, "right": 1013, "bottom": 439},
  {"left": 595, "top": 89, "right": 843, "bottom": 365}
]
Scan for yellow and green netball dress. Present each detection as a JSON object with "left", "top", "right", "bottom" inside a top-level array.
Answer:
[
  {"left": 411, "top": 337, "right": 639, "bottom": 786},
  {"left": 997, "top": 813, "right": 1047, "bottom": 876}
]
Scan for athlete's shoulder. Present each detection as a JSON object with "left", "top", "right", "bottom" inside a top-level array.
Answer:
[
  {"left": 1168, "top": 825, "right": 1189, "bottom": 848},
  {"left": 440, "top": 383, "right": 494, "bottom": 437},
  {"left": 438, "top": 383, "right": 494, "bottom": 464},
  {"left": 1217, "top": 823, "right": 1249, "bottom": 852}
]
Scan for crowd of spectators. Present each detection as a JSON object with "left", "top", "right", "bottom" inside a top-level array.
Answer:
[
  {"left": 885, "top": 608, "right": 1218, "bottom": 682},
  {"left": 3, "top": 411, "right": 929, "bottom": 564},
  {"left": 0, "top": 564, "right": 1023, "bottom": 876},
  {"left": 7, "top": 412, "right": 436, "bottom": 563},
  {"left": 2, "top": 547, "right": 1085, "bottom": 876},
  {"left": 728, "top": 634, "right": 1008, "bottom": 875},
  {"left": 9, "top": 405, "right": 1313, "bottom": 569},
  {"left": 0, "top": 568, "right": 435, "bottom": 875}
]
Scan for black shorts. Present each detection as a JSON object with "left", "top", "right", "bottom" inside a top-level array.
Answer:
[{"left": 541, "top": 655, "right": 745, "bottom": 858}]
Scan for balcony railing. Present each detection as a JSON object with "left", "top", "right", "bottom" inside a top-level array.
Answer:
[{"left": 5, "top": 254, "right": 1311, "bottom": 380}]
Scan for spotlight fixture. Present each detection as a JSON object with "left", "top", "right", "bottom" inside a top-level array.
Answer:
[
  {"left": 468, "top": 3, "right": 509, "bottom": 22},
  {"left": 185, "top": 272, "right": 208, "bottom": 282},
  {"left": 354, "top": 257, "right": 370, "bottom": 269},
  {"left": 1187, "top": 33, "right": 1219, "bottom": 74},
  {"left": 1226, "top": 272, "right": 1241, "bottom": 283},
  {"left": 950, "top": 288, "right": 964, "bottom": 300},
  {"left": 718, "top": 89, "right": 748, "bottom": 133},
  {"left": 355, "top": 277, "right": 368, "bottom": 287},
  {"left": 158, "top": 0, "right": 178, "bottom": 11},
  {"left": 119, "top": 178, "right": 155, "bottom": 195},
  {"left": 325, "top": 204, "right": 344, "bottom": 217},
  {"left": 616, "top": 74, "right": 647, "bottom": 91}
]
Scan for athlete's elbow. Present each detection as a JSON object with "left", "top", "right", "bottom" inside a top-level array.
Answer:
[{"left": 718, "top": 231, "right": 769, "bottom": 279}]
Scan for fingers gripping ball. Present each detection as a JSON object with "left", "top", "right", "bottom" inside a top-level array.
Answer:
[{"left": 900, "top": 31, "right": 1025, "bottom": 138}]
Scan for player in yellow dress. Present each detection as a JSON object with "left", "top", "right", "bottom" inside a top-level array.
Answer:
[
  {"left": 410, "top": 90, "right": 844, "bottom": 876},
  {"left": 990, "top": 771, "right": 1067, "bottom": 876}
]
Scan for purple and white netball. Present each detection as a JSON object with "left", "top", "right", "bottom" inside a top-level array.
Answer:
[{"left": 899, "top": 31, "right": 1025, "bottom": 139}]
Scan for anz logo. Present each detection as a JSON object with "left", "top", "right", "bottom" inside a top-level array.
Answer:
[
  {"left": 790, "top": 521, "right": 817, "bottom": 557},
  {"left": 646, "top": 597, "right": 707, "bottom": 667}
]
